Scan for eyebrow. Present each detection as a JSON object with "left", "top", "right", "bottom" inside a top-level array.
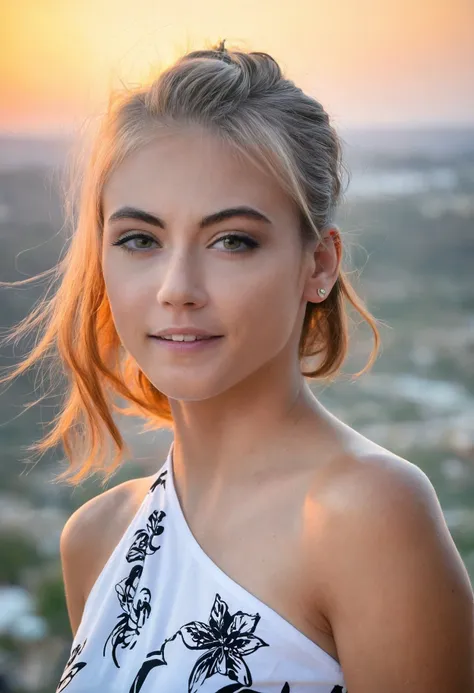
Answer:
[{"left": 106, "top": 205, "right": 272, "bottom": 229}]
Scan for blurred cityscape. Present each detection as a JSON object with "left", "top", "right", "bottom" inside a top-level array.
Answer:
[{"left": 0, "top": 127, "right": 473, "bottom": 691}]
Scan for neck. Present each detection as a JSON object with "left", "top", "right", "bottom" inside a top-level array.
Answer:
[{"left": 168, "top": 355, "right": 333, "bottom": 493}]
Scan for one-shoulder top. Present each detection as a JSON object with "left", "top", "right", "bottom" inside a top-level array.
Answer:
[{"left": 56, "top": 442, "right": 347, "bottom": 693}]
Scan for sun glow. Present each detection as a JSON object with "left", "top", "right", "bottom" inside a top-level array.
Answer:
[{"left": 1, "top": 0, "right": 472, "bottom": 133}]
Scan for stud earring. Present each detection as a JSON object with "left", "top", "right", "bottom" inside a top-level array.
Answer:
[{"left": 317, "top": 288, "right": 327, "bottom": 297}]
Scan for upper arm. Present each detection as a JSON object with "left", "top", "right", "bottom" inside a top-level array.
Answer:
[
  {"left": 59, "top": 480, "right": 136, "bottom": 638},
  {"left": 59, "top": 503, "right": 92, "bottom": 638},
  {"left": 318, "top": 458, "right": 474, "bottom": 693}
]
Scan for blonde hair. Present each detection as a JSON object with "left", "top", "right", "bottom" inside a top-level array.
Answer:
[{"left": 0, "top": 40, "right": 380, "bottom": 485}]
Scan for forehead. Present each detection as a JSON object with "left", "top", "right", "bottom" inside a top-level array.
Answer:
[{"left": 102, "top": 125, "right": 297, "bottom": 225}]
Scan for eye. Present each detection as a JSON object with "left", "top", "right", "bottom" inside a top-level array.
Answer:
[
  {"left": 111, "top": 231, "right": 260, "bottom": 254},
  {"left": 210, "top": 233, "right": 259, "bottom": 252},
  {"left": 111, "top": 233, "right": 158, "bottom": 253}
]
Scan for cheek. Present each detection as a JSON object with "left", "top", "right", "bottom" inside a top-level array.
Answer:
[
  {"left": 103, "top": 267, "right": 148, "bottom": 342},
  {"left": 221, "top": 254, "right": 303, "bottom": 344}
]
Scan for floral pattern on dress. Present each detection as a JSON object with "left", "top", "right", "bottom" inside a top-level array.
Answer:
[
  {"left": 128, "top": 591, "right": 348, "bottom": 693},
  {"left": 129, "top": 594, "right": 269, "bottom": 692},
  {"left": 178, "top": 594, "right": 269, "bottom": 692},
  {"left": 103, "top": 500, "right": 166, "bottom": 666},
  {"left": 214, "top": 685, "right": 291, "bottom": 693},
  {"left": 57, "top": 465, "right": 348, "bottom": 693},
  {"left": 55, "top": 639, "right": 88, "bottom": 691},
  {"left": 214, "top": 686, "right": 346, "bottom": 693},
  {"left": 149, "top": 469, "right": 167, "bottom": 494}
]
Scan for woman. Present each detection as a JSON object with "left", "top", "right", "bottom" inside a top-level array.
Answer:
[{"left": 2, "top": 41, "right": 473, "bottom": 693}]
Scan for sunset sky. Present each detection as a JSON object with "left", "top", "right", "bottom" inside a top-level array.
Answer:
[{"left": 1, "top": 0, "right": 473, "bottom": 134}]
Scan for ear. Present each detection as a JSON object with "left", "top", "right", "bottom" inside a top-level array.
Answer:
[{"left": 302, "top": 225, "right": 342, "bottom": 303}]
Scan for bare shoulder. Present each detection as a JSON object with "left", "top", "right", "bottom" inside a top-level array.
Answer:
[
  {"left": 310, "top": 449, "right": 472, "bottom": 597},
  {"left": 60, "top": 473, "right": 153, "bottom": 570},
  {"left": 59, "top": 472, "right": 154, "bottom": 636},
  {"left": 306, "top": 450, "right": 474, "bottom": 691},
  {"left": 316, "top": 449, "right": 444, "bottom": 523}
]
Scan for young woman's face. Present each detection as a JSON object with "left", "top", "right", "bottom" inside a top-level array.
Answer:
[{"left": 102, "top": 125, "right": 315, "bottom": 401}]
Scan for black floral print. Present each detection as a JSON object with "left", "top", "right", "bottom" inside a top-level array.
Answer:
[
  {"left": 59, "top": 465, "right": 349, "bottom": 692},
  {"left": 130, "top": 594, "right": 268, "bottom": 693},
  {"left": 126, "top": 509, "right": 165, "bottom": 562},
  {"left": 215, "top": 684, "right": 290, "bottom": 693},
  {"left": 149, "top": 469, "right": 167, "bottom": 493},
  {"left": 214, "top": 686, "right": 345, "bottom": 693},
  {"left": 55, "top": 639, "right": 88, "bottom": 691},
  {"left": 178, "top": 594, "right": 268, "bottom": 692},
  {"left": 103, "top": 507, "right": 166, "bottom": 667},
  {"left": 128, "top": 648, "right": 167, "bottom": 692}
]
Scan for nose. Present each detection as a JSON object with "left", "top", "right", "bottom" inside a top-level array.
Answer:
[{"left": 155, "top": 249, "right": 207, "bottom": 309}]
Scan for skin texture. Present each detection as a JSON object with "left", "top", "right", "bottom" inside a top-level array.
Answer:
[
  {"left": 95, "top": 123, "right": 474, "bottom": 691},
  {"left": 102, "top": 125, "right": 336, "bottom": 406}
]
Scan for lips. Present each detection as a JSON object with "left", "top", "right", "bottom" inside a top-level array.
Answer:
[
  {"left": 150, "top": 329, "right": 221, "bottom": 339},
  {"left": 155, "top": 336, "right": 218, "bottom": 344},
  {"left": 152, "top": 334, "right": 222, "bottom": 339},
  {"left": 149, "top": 334, "right": 223, "bottom": 351},
  {"left": 155, "top": 335, "right": 217, "bottom": 341}
]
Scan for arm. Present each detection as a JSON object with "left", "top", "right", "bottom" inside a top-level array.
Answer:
[
  {"left": 59, "top": 504, "right": 91, "bottom": 638},
  {"left": 316, "top": 457, "right": 474, "bottom": 692},
  {"left": 59, "top": 479, "right": 138, "bottom": 637}
]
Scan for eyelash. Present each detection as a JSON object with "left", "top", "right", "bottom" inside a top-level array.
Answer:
[{"left": 111, "top": 232, "right": 260, "bottom": 254}]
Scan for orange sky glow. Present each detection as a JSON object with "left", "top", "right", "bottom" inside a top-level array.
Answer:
[{"left": 1, "top": 0, "right": 473, "bottom": 134}]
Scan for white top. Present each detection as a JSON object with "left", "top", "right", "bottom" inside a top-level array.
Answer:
[{"left": 56, "top": 443, "right": 347, "bottom": 693}]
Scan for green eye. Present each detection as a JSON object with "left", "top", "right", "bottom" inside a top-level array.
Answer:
[
  {"left": 112, "top": 233, "right": 158, "bottom": 253},
  {"left": 112, "top": 232, "right": 260, "bottom": 254},
  {"left": 223, "top": 237, "right": 243, "bottom": 250},
  {"left": 211, "top": 234, "right": 259, "bottom": 252}
]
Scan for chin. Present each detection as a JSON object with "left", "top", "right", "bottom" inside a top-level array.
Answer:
[{"left": 146, "top": 372, "right": 235, "bottom": 403}]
